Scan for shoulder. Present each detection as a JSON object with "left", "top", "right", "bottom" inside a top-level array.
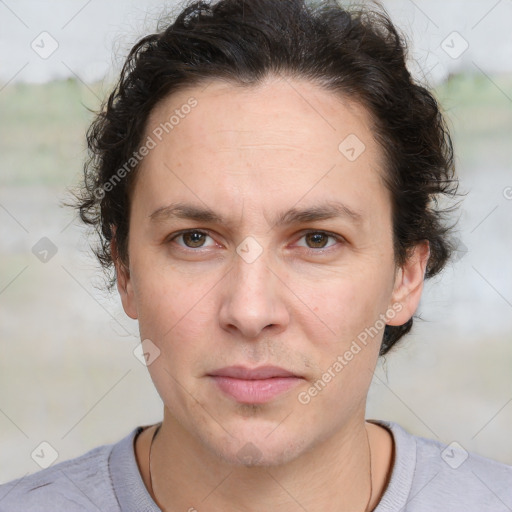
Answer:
[
  {"left": 0, "top": 428, "right": 141, "bottom": 512},
  {"left": 374, "top": 419, "right": 512, "bottom": 512},
  {"left": 412, "top": 428, "right": 512, "bottom": 509}
]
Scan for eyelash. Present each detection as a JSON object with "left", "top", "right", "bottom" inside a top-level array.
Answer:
[{"left": 167, "top": 229, "right": 345, "bottom": 253}]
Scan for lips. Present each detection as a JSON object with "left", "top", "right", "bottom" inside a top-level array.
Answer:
[
  {"left": 207, "top": 365, "right": 303, "bottom": 404},
  {"left": 208, "top": 365, "right": 299, "bottom": 379}
]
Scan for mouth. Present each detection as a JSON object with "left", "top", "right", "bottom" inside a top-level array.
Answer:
[{"left": 207, "top": 365, "right": 304, "bottom": 404}]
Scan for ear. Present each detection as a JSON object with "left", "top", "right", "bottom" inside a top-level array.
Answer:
[
  {"left": 111, "top": 226, "right": 138, "bottom": 320},
  {"left": 387, "top": 241, "right": 430, "bottom": 326}
]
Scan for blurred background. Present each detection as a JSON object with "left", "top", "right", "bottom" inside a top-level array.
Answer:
[{"left": 1, "top": 0, "right": 511, "bottom": 483}]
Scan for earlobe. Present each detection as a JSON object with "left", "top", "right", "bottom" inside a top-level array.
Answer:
[
  {"left": 111, "top": 230, "right": 138, "bottom": 320},
  {"left": 387, "top": 241, "right": 430, "bottom": 326}
]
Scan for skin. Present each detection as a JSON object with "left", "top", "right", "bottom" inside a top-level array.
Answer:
[{"left": 113, "top": 75, "right": 430, "bottom": 511}]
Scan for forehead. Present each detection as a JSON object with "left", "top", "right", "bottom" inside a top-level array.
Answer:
[
  {"left": 145, "top": 76, "right": 378, "bottom": 158},
  {"left": 133, "top": 76, "right": 389, "bottom": 226}
]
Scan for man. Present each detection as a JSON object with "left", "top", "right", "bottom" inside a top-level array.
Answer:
[{"left": 1, "top": 0, "right": 510, "bottom": 510}]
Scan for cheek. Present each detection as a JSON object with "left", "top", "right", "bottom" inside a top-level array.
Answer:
[
  {"left": 133, "top": 269, "right": 214, "bottom": 346},
  {"left": 299, "top": 265, "right": 392, "bottom": 345},
  {"left": 129, "top": 256, "right": 226, "bottom": 394},
  {"left": 296, "top": 279, "right": 383, "bottom": 418},
  {"left": 132, "top": 270, "right": 217, "bottom": 408},
  {"left": 294, "top": 264, "right": 391, "bottom": 403}
]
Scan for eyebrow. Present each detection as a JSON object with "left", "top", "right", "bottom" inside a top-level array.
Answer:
[{"left": 148, "top": 200, "right": 364, "bottom": 229}]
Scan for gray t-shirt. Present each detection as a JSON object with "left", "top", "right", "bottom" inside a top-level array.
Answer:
[{"left": 1, "top": 419, "right": 511, "bottom": 511}]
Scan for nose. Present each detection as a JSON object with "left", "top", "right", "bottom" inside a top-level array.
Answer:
[{"left": 218, "top": 247, "right": 290, "bottom": 339}]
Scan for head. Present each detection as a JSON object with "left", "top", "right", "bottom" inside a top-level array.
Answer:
[{"left": 71, "top": 0, "right": 459, "bottom": 465}]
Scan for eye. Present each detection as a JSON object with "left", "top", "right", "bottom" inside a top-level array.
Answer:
[
  {"left": 169, "top": 229, "right": 216, "bottom": 249},
  {"left": 295, "top": 231, "right": 343, "bottom": 251},
  {"left": 167, "top": 229, "right": 344, "bottom": 252}
]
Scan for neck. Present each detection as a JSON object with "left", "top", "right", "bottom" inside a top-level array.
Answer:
[{"left": 143, "top": 408, "right": 392, "bottom": 512}]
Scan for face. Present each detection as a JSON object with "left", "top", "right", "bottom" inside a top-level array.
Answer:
[{"left": 115, "top": 76, "right": 428, "bottom": 466}]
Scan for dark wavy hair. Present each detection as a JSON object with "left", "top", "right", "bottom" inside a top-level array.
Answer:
[{"left": 68, "top": 0, "right": 460, "bottom": 355}]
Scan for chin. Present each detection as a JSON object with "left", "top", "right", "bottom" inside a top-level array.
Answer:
[{"left": 198, "top": 421, "right": 311, "bottom": 468}]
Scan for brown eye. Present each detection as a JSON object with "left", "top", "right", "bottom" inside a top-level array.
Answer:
[
  {"left": 171, "top": 230, "right": 214, "bottom": 249},
  {"left": 296, "top": 231, "right": 340, "bottom": 250},
  {"left": 305, "top": 232, "right": 330, "bottom": 248}
]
